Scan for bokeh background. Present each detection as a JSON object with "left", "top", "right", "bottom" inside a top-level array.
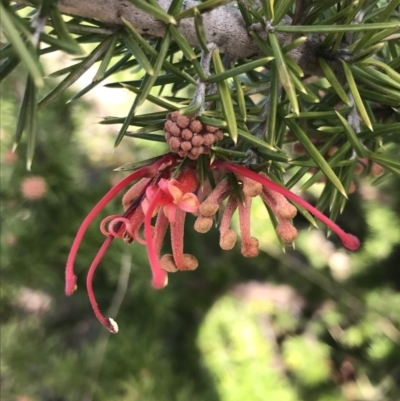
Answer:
[{"left": 1, "top": 56, "right": 400, "bottom": 401}]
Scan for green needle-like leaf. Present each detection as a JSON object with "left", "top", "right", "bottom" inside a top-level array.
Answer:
[
  {"left": 114, "top": 155, "right": 166, "bottom": 172},
  {"left": 212, "top": 49, "right": 238, "bottom": 143},
  {"left": 26, "top": 76, "right": 38, "bottom": 171},
  {"left": 168, "top": 0, "right": 185, "bottom": 14},
  {"left": 352, "top": 0, "right": 400, "bottom": 52},
  {"left": 126, "top": 0, "right": 176, "bottom": 24},
  {"left": 175, "top": 0, "right": 231, "bottom": 20},
  {"left": 368, "top": 152, "right": 400, "bottom": 171},
  {"left": 136, "top": 33, "right": 172, "bottom": 108},
  {"left": 114, "top": 75, "right": 151, "bottom": 148},
  {"left": 260, "top": 0, "right": 274, "bottom": 20},
  {"left": 93, "top": 33, "right": 120, "bottom": 82},
  {"left": 198, "top": 116, "right": 227, "bottom": 128},
  {"left": 237, "top": 128, "right": 289, "bottom": 161},
  {"left": 282, "top": 36, "right": 307, "bottom": 53},
  {"left": 115, "top": 34, "right": 172, "bottom": 148},
  {"left": 50, "top": 6, "right": 84, "bottom": 55},
  {"left": 168, "top": 25, "right": 207, "bottom": 81},
  {"left": 233, "top": 75, "right": 246, "bottom": 122},
  {"left": 286, "top": 108, "right": 352, "bottom": 119},
  {"left": 250, "top": 31, "right": 273, "bottom": 57},
  {"left": 358, "top": 65, "right": 400, "bottom": 91},
  {"left": 121, "top": 83, "right": 179, "bottom": 110},
  {"left": 289, "top": 72, "right": 307, "bottom": 94},
  {"left": 351, "top": 66, "right": 400, "bottom": 100},
  {"left": 211, "top": 147, "right": 248, "bottom": 159},
  {"left": 122, "top": 31, "right": 154, "bottom": 75},
  {"left": 117, "top": 19, "right": 196, "bottom": 85},
  {"left": 318, "top": 57, "right": 351, "bottom": 105},
  {"left": 351, "top": 43, "right": 384, "bottom": 64},
  {"left": 0, "top": 55, "right": 21, "bottom": 82},
  {"left": 284, "top": 54, "right": 304, "bottom": 77},
  {"left": 335, "top": 111, "right": 368, "bottom": 158},
  {"left": 269, "top": 32, "right": 299, "bottom": 115},
  {"left": 69, "top": 53, "right": 132, "bottom": 101},
  {"left": 125, "top": 133, "right": 166, "bottom": 142},
  {"left": 1, "top": 4, "right": 44, "bottom": 87},
  {"left": 273, "top": 0, "right": 294, "bottom": 24},
  {"left": 207, "top": 57, "right": 273, "bottom": 83},
  {"left": 194, "top": 8, "right": 209, "bottom": 53},
  {"left": 361, "top": 58, "right": 400, "bottom": 85},
  {"left": 13, "top": 75, "right": 31, "bottom": 151},
  {"left": 275, "top": 22, "right": 400, "bottom": 33},
  {"left": 267, "top": 63, "right": 278, "bottom": 145},
  {"left": 39, "top": 36, "right": 113, "bottom": 108},
  {"left": 237, "top": 1, "right": 252, "bottom": 25},
  {"left": 342, "top": 61, "right": 373, "bottom": 131},
  {"left": 285, "top": 119, "right": 347, "bottom": 197}
]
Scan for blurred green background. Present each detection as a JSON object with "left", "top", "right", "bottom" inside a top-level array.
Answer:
[{"left": 1, "top": 64, "right": 400, "bottom": 401}]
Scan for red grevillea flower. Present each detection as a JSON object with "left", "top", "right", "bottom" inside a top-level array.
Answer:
[
  {"left": 65, "top": 154, "right": 202, "bottom": 333},
  {"left": 211, "top": 160, "right": 360, "bottom": 252},
  {"left": 66, "top": 152, "right": 360, "bottom": 334}
]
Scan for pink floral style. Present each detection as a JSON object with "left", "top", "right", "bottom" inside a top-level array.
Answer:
[{"left": 66, "top": 153, "right": 360, "bottom": 333}]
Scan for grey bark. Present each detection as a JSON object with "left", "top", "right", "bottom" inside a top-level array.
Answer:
[
  {"left": 44, "top": 0, "right": 265, "bottom": 58},
  {"left": 16, "top": 0, "right": 325, "bottom": 74}
]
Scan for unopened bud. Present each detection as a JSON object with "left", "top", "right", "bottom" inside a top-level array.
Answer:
[
  {"left": 191, "top": 135, "right": 204, "bottom": 146},
  {"left": 182, "top": 129, "right": 193, "bottom": 140},
  {"left": 181, "top": 141, "right": 192, "bottom": 151},
  {"left": 169, "top": 124, "right": 181, "bottom": 136},
  {"left": 215, "top": 130, "right": 224, "bottom": 141},
  {"left": 203, "top": 133, "right": 215, "bottom": 146},
  {"left": 176, "top": 114, "right": 191, "bottom": 129},
  {"left": 169, "top": 137, "right": 181, "bottom": 151},
  {"left": 190, "top": 120, "right": 203, "bottom": 133},
  {"left": 188, "top": 147, "right": 203, "bottom": 160},
  {"left": 206, "top": 125, "right": 218, "bottom": 133}
]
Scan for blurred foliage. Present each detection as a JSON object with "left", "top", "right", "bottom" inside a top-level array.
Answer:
[{"left": 1, "top": 0, "right": 400, "bottom": 400}]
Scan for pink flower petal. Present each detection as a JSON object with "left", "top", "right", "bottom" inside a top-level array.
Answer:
[{"left": 178, "top": 193, "right": 200, "bottom": 214}]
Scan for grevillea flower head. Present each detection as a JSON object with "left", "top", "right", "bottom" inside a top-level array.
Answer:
[{"left": 66, "top": 147, "right": 360, "bottom": 333}]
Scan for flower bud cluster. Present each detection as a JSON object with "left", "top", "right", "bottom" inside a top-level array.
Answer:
[{"left": 164, "top": 111, "right": 224, "bottom": 160}]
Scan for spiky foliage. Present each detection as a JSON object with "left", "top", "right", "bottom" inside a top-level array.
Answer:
[
  {"left": 2, "top": 0, "right": 399, "bottom": 221},
  {"left": 1, "top": 1, "right": 400, "bottom": 400}
]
